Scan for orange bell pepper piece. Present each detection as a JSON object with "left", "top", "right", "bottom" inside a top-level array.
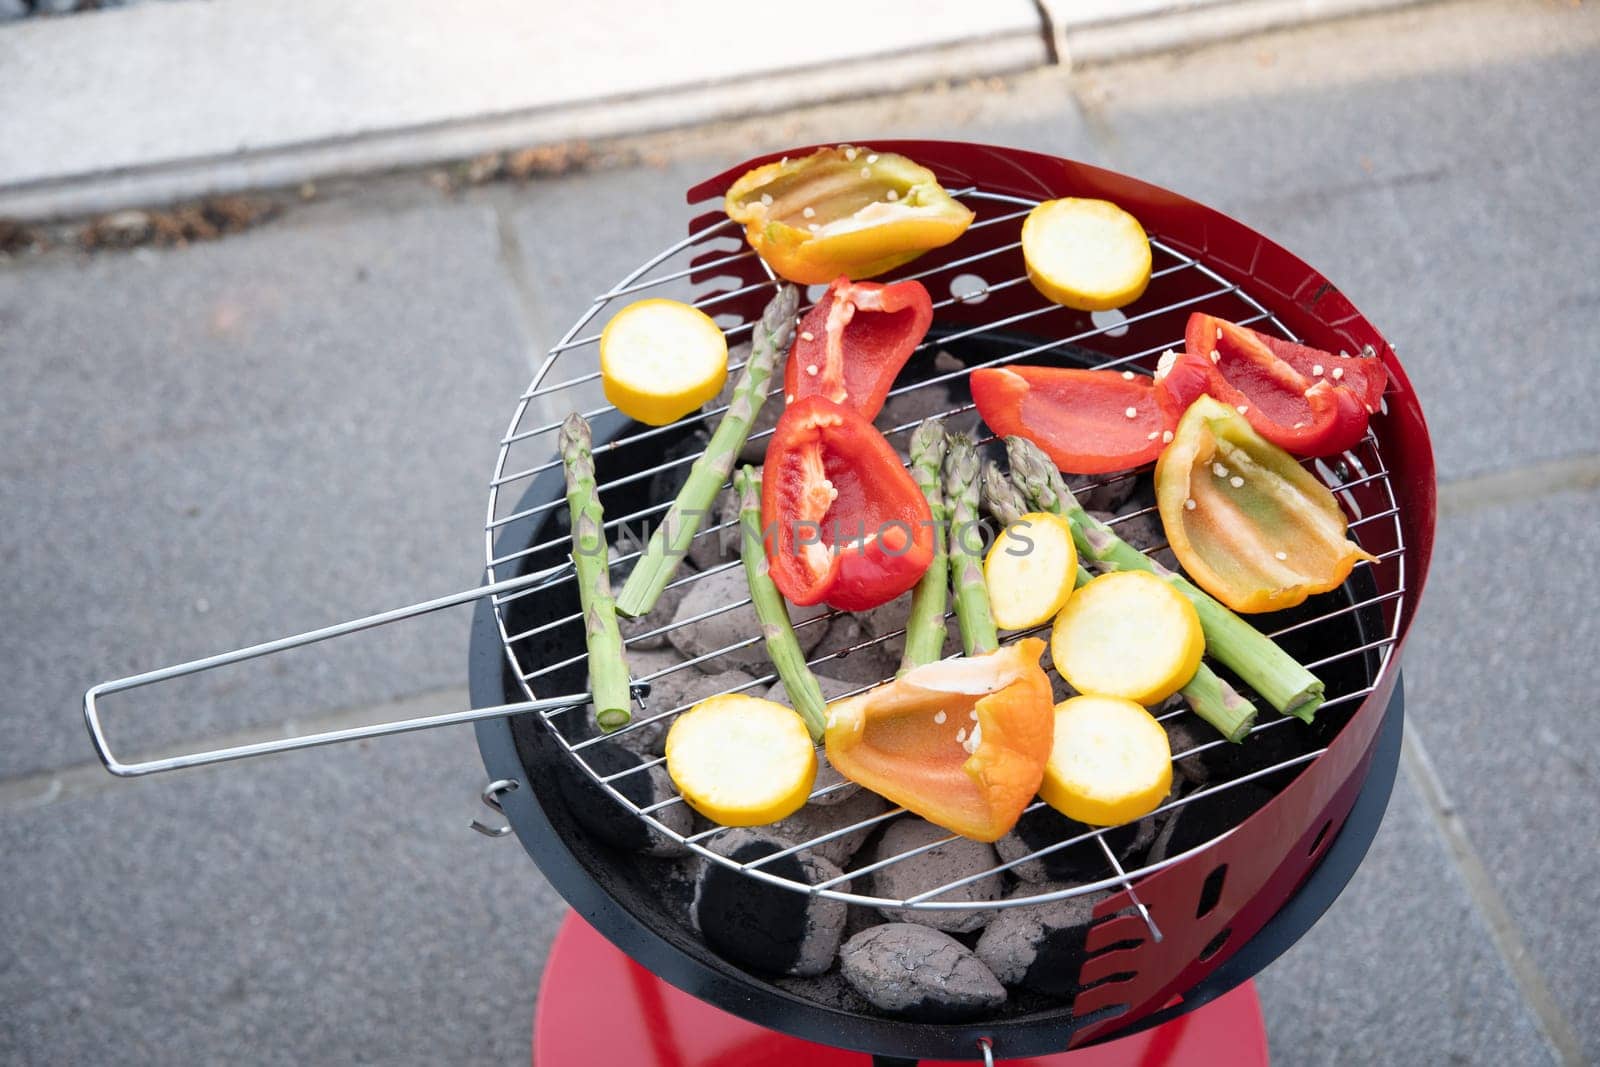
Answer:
[
  {"left": 724, "top": 147, "right": 974, "bottom": 285},
  {"left": 1155, "top": 395, "right": 1377, "bottom": 614},
  {"left": 823, "top": 638, "right": 1055, "bottom": 842}
]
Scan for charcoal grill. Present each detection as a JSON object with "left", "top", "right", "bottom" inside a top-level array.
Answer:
[{"left": 83, "top": 141, "right": 1436, "bottom": 1064}]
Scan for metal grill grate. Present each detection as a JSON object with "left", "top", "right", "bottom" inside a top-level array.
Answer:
[{"left": 483, "top": 186, "right": 1408, "bottom": 915}]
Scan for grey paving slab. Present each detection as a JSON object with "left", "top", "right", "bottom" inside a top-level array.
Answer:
[
  {"left": 0, "top": 722, "right": 567, "bottom": 1067},
  {"left": 0, "top": 201, "right": 531, "bottom": 778},
  {"left": 1256, "top": 767, "right": 1555, "bottom": 1065},
  {"left": 1075, "top": 45, "right": 1600, "bottom": 482},
  {"left": 1394, "top": 485, "right": 1600, "bottom": 1062}
]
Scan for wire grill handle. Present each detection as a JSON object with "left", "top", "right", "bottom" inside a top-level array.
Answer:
[{"left": 82, "top": 566, "right": 587, "bottom": 777}]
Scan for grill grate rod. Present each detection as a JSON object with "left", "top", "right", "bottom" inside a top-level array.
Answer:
[{"left": 485, "top": 185, "right": 1410, "bottom": 911}]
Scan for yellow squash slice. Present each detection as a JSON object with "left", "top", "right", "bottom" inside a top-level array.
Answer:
[
  {"left": 600, "top": 298, "right": 729, "bottom": 426},
  {"left": 665, "top": 694, "right": 816, "bottom": 826},
  {"left": 1021, "top": 198, "right": 1152, "bottom": 311},
  {"left": 984, "top": 511, "right": 1079, "bottom": 631},
  {"left": 1050, "top": 570, "right": 1203, "bottom": 705},
  {"left": 1039, "top": 695, "right": 1172, "bottom": 826}
]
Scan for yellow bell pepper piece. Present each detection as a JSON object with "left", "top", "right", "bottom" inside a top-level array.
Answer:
[
  {"left": 725, "top": 147, "right": 974, "bottom": 285},
  {"left": 1155, "top": 395, "right": 1377, "bottom": 614}
]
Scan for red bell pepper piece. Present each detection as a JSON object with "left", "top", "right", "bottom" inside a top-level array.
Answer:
[
  {"left": 970, "top": 365, "right": 1169, "bottom": 475},
  {"left": 761, "top": 395, "right": 934, "bottom": 611},
  {"left": 1255, "top": 333, "right": 1388, "bottom": 415},
  {"left": 784, "top": 276, "right": 933, "bottom": 420},
  {"left": 1155, "top": 314, "right": 1371, "bottom": 458}
]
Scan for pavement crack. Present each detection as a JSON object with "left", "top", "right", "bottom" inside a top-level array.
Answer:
[
  {"left": 1401, "top": 719, "right": 1585, "bottom": 1066},
  {"left": 489, "top": 194, "right": 553, "bottom": 377},
  {"left": 1437, "top": 453, "right": 1600, "bottom": 519},
  {"left": 0, "top": 685, "right": 469, "bottom": 816}
]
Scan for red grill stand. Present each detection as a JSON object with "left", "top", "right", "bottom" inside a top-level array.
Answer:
[{"left": 532, "top": 913, "right": 1269, "bottom": 1066}]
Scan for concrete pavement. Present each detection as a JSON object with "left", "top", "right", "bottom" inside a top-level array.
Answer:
[{"left": 3, "top": 1, "right": 1597, "bottom": 1063}]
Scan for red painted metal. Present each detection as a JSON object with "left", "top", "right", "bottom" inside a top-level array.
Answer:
[
  {"left": 684, "top": 141, "right": 1437, "bottom": 1045},
  {"left": 534, "top": 912, "right": 1269, "bottom": 1066}
]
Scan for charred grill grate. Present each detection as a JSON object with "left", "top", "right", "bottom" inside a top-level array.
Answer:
[{"left": 484, "top": 186, "right": 1408, "bottom": 915}]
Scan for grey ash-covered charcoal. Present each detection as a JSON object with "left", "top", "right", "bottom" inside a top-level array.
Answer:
[
  {"left": 995, "top": 805, "right": 1155, "bottom": 884},
  {"left": 871, "top": 818, "right": 1003, "bottom": 934},
  {"left": 554, "top": 740, "right": 689, "bottom": 856},
  {"left": 1164, "top": 713, "right": 1219, "bottom": 787},
  {"left": 840, "top": 924, "right": 1007, "bottom": 1020},
  {"left": 693, "top": 829, "right": 848, "bottom": 978},
  {"left": 976, "top": 885, "right": 1109, "bottom": 997},
  {"left": 686, "top": 484, "right": 742, "bottom": 571},
  {"left": 1077, "top": 470, "right": 1140, "bottom": 513},
  {"left": 615, "top": 560, "right": 690, "bottom": 650},
  {"left": 667, "top": 566, "right": 830, "bottom": 674},
  {"left": 768, "top": 788, "right": 893, "bottom": 868},
  {"left": 807, "top": 747, "right": 863, "bottom": 807},
  {"left": 812, "top": 613, "right": 905, "bottom": 685},
  {"left": 876, "top": 386, "right": 955, "bottom": 458},
  {"left": 766, "top": 671, "right": 862, "bottom": 709}
]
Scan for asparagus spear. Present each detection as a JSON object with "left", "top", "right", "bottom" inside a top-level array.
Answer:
[
  {"left": 560, "top": 413, "right": 632, "bottom": 731},
  {"left": 981, "top": 459, "right": 1029, "bottom": 527},
  {"left": 616, "top": 285, "right": 799, "bottom": 617},
  {"left": 1006, "top": 435, "right": 1323, "bottom": 721},
  {"left": 1175, "top": 662, "right": 1258, "bottom": 742},
  {"left": 735, "top": 466, "right": 826, "bottom": 742},
  {"left": 983, "top": 459, "right": 1254, "bottom": 739},
  {"left": 899, "top": 419, "right": 950, "bottom": 673},
  {"left": 943, "top": 433, "right": 999, "bottom": 657}
]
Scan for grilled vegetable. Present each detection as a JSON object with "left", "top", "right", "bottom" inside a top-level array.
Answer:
[
  {"left": 942, "top": 433, "right": 998, "bottom": 657},
  {"left": 899, "top": 419, "right": 950, "bottom": 675},
  {"left": 559, "top": 413, "right": 631, "bottom": 730},
  {"left": 1258, "top": 334, "right": 1387, "bottom": 416},
  {"left": 617, "top": 285, "right": 797, "bottom": 617},
  {"left": 980, "top": 459, "right": 1029, "bottom": 527},
  {"left": 1006, "top": 434, "right": 1324, "bottom": 721},
  {"left": 1050, "top": 571, "right": 1203, "bottom": 706},
  {"left": 970, "top": 366, "right": 1169, "bottom": 476},
  {"left": 762, "top": 395, "right": 934, "bottom": 611},
  {"left": 1154, "top": 314, "right": 1372, "bottom": 457},
  {"left": 785, "top": 277, "right": 932, "bottom": 420},
  {"left": 599, "top": 298, "right": 729, "bottom": 426},
  {"left": 724, "top": 146, "right": 974, "bottom": 285},
  {"left": 985, "top": 457, "right": 1254, "bottom": 741},
  {"left": 1155, "top": 394, "right": 1377, "bottom": 614},
  {"left": 824, "top": 638, "right": 1056, "bottom": 842},
  {"left": 984, "top": 511, "right": 1078, "bottom": 632},
  {"left": 666, "top": 694, "right": 817, "bottom": 826},
  {"left": 1021, "top": 198, "right": 1151, "bottom": 311},
  {"left": 823, "top": 438, "right": 1055, "bottom": 842},
  {"left": 1177, "top": 664, "right": 1257, "bottom": 743},
  {"left": 735, "top": 466, "right": 826, "bottom": 743},
  {"left": 1039, "top": 696, "right": 1172, "bottom": 826}
]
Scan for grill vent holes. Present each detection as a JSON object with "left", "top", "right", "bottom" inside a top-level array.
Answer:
[
  {"left": 1199, "top": 927, "right": 1233, "bottom": 962},
  {"left": 1196, "top": 865, "right": 1227, "bottom": 919},
  {"left": 950, "top": 273, "right": 991, "bottom": 304},
  {"left": 1090, "top": 307, "right": 1130, "bottom": 337},
  {"left": 1309, "top": 819, "right": 1334, "bottom": 856}
]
